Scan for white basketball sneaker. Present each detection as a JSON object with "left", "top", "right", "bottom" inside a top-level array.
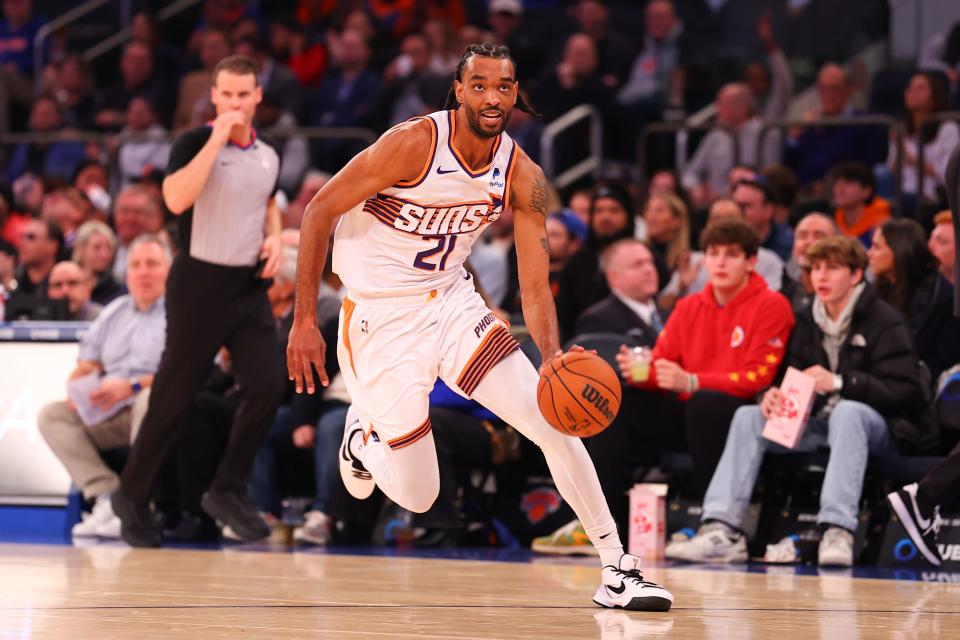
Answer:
[
  {"left": 339, "top": 406, "right": 376, "bottom": 500},
  {"left": 593, "top": 554, "right": 673, "bottom": 612}
]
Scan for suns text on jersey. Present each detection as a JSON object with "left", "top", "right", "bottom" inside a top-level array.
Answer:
[{"left": 394, "top": 202, "right": 502, "bottom": 235}]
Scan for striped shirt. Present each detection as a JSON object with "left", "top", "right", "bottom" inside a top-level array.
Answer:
[{"left": 166, "top": 126, "right": 281, "bottom": 267}]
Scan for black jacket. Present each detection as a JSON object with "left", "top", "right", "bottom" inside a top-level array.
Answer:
[
  {"left": 573, "top": 294, "right": 661, "bottom": 348},
  {"left": 904, "top": 272, "right": 960, "bottom": 383},
  {"left": 783, "top": 284, "right": 938, "bottom": 452}
]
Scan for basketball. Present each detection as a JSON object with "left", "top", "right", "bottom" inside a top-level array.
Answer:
[{"left": 537, "top": 351, "right": 622, "bottom": 438}]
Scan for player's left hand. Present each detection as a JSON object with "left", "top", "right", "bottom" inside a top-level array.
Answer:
[
  {"left": 259, "top": 233, "right": 282, "bottom": 279},
  {"left": 89, "top": 377, "right": 133, "bottom": 410}
]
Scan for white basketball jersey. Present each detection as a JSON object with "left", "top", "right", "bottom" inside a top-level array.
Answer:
[{"left": 333, "top": 110, "right": 518, "bottom": 297}]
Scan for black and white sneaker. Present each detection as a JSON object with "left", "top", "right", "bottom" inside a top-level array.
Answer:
[
  {"left": 887, "top": 483, "right": 942, "bottom": 566},
  {"left": 593, "top": 554, "right": 673, "bottom": 612},
  {"left": 339, "top": 406, "right": 375, "bottom": 500}
]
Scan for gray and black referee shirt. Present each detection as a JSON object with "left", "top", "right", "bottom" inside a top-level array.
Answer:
[{"left": 166, "top": 126, "right": 281, "bottom": 267}]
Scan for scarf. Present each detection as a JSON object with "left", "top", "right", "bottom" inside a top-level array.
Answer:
[{"left": 811, "top": 283, "right": 865, "bottom": 417}]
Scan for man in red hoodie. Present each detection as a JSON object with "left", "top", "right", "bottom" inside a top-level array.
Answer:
[{"left": 617, "top": 218, "right": 794, "bottom": 493}]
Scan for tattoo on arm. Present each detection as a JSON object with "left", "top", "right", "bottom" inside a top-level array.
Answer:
[
  {"left": 539, "top": 236, "right": 549, "bottom": 254},
  {"left": 529, "top": 171, "right": 548, "bottom": 217}
]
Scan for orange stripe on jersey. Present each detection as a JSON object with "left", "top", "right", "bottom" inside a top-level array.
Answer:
[
  {"left": 342, "top": 297, "right": 358, "bottom": 375},
  {"left": 502, "top": 142, "right": 519, "bottom": 209},
  {"left": 448, "top": 110, "right": 501, "bottom": 178},
  {"left": 456, "top": 325, "right": 520, "bottom": 396},
  {"left": 394, "top": 116, "right": 438, "bottom": 188},
  {"left": 387, "top": 417, "right": 432, "bottom": 450}
]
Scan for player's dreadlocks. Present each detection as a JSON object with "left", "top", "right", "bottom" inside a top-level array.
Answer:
[{"left": 443, "top": 43, "right": 541, "bottom": 118}]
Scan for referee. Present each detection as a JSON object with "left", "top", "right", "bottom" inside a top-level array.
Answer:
[{"left": 113, "top": 55, "right": 286, "bottom": 547}]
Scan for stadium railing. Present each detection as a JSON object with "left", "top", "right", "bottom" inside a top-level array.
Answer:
[
  {"left": 540, "top": 104, "right": 603, "bottom": 190},
  {"left": 636, "top": 121, "right": 739, "bottom": 182}
]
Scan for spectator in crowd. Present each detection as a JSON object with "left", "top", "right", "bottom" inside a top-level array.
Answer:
[
  {"left": 658, "top": 198, "right": 783, "bottom": 313},
  {"left": 746, "top": 12, "right": 794, "bottom": 120},
  {"left": 579, "top": 220, "right": 793, "bottom": 542},
  {"left": 41, "top": 187, "right": 94, "bottom": 249},
  {"left": 0, "top": 182, "right": 29, "bottom": 250},
  {"left": 255, "top": 94, "right": 310, "bottom": 196},
  {"left": 545, "top": 210, "right": 586, "bottom": 300},
  {"left": 130, "top": 10, "right": 184, "bottom": 83},
  {"left": 6, "top": 218, "right": 62, "bottom": 304},
  {"left": 0, "top": 0, "right": 45, "bottom": 125},
  {"left": 73, "top": 221, "right": 125, "bottom": 306},
  {"left": 423, "top": 18, "right": 460, "bottom": 76},
  {"left": 504, "top": 91, "right": 544, "bottom": 165},
  {"left": 37, "top": 235, "right": 170, "bottom": 539},
  {"left": 110, "top": 186, "right": 156, "bottom": 283},
  {"left": 94, "top": 40, "right": 168, "bottom": 131},
  {"left": 640, "top": 190, "right": 688, "bottom": 274},
  {"left": 72, "top": 160, "right": 111, "bottom": 216},
  {"left": 830, "top": 162, "right": 891, "bottom": 248},
  {"left": 683, "top": 83, "right": 780, "bottom": 208},
  {"left": 784, "top": 63, "right": 887, "bottom": 191},
  {"left": 309, "top": 28, "right": 381, "bottom": 171},
  {"left": 571, "top": 0, "right": 634, "bottom": 88},
  {"left": 888, "top": 72, "right": 959, "bottom": 204},
  {"left": 732, "top": 177, "right": 794, "bottom": 262},
  {"left": 175, "top": 28, "right": 230, "bottom": 131},
  {"left": 868, "top": 218, "right": 960, "bottom": 384},
  {"left": 556, "top": 184, "right": 636, "bottom": 340},
  {"left": 668, "top": 236, "right": 936, "bottom": 567},
  {"left": 567, "top": 188, "right": 592, "bottom": 226},
  {"left": 782, "top": 212, "right": 837, "bottom": 310},
  {"left": 929, "top": 210, "right": 956, "bottom": 286},
  {"left": 47, "top": 261, "right": 101, "bottom": 321},
  {"left": 761, "top": 164, "right": 799, "bottom": 226},
  {"left": 268, "top": 17, "right": 327, "bottom": 87},
  {"left": 532, "top": 33, "right": 612, "bottom": 124},
  {"left": 5, "top": 95, "right": 87, "bottom": 184},
  {"left": 617, "top": 0, "right": 686, "bottom": 115},
  {"left": 284, "top": 169, "right": 330, "bottom": 229},
  {"left": 50, "top": 54, "right": 98, "bottom": 129},
  {"left": 372, "top": 31, "right": 448, "bottom": 130},
  {"left": 487, "top": 0, "right": 540, "bottom": 82}
]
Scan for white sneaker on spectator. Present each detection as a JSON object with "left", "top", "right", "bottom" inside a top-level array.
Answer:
[
  {"left": 294, "top": 511, "right": 331, "bottom": 546},
  {"left": 818, "top": 527, "right": 854, "bottom": 567},
  {"left": 665, "top": 521, "right": 747, "bottom": 563},
  {"left": 72, "top": 495, "right": 117, "bottom": 538}
]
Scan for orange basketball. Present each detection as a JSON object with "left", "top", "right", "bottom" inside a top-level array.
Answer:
[{"left": 537, "top": 351, "right": 622, "bottom": 438}]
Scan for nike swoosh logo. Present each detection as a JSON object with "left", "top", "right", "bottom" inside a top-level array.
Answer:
[
  {"left": 436, "top": 167, "right": 457, "bottom": 175},
  {"left": 608, "top": 582, "right": 627, "bottom": 595}
]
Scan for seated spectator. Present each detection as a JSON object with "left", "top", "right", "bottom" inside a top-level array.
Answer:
[
  {"left": 117, "top": 96, "right": 172, "bottom": 187},
  {"left": 929, "top": 210, "right": 956, "bottom": 286},
  {"left": 545, "top": 211, "right": 585, "bottom": 300},
  {"left": 0, "top": 0, "right": 45, "bottom": 125},
  {"left": 6, "top": 218, "right": 62, "bottom": 304},
  {"left": 129, "top": 11, "right": 184, "bottom": 83},
  {"left": 487, "top": 0, "right": 541, "bottom": 82},
  {"left": 532, "top": 33, "right": 612, "bottom": 124},
  {"left": 761, "top": 164, "right": 799, "bottom": 226},
  {"left": 504, "top": 92, "right": 544, "bottom": 165},
  {"left": 72, "top": 160, "right": 112, "bottom": 216},
  {"left": 371, "top": 31, "right": 449, "bottom": 131},
  {"left": 682, "top": 84, "right": 780, "bottom": 208},
  {"left": 73, "top": 221, "right": 125, "bottom": 306},
  {"left": 0, "top": 183, "right": 30, "bottom": 250},
  {"left": 571, "top": 0, "right": 635, "bottom": 89},
  {"left": 732, "top": 177, "right": 794, "bottom": 261},
  {"left": 5, "top": 95, "right": 87, "bottom": 184},
  {"left": 309, "top": 28, "right": 381, "bottom": 171},
  {"left": 50, "top": 54, "right": 98, "bottom": 129},
  {"left": 555, "top": 184, "right": 637, "bottom": 340},
  {"left": 93, "top": 40, "right": 169, "bottom": 131},
  {"left": 746, "top": 13, "right": 794, "bottom": 120},
  {"left": 424, "top": 18, "right": 461, "bottom": 76},
  {"left": 255, "top": 95, "right": 309, "bottom": 196},
  {"left": 268, "top": 17, "right": 327, "bottom": 86},
  {"left": 235, "top": 35, "right": 305, "bottom": 123},
  {"left": 174, "top": 28, "right": 230, "bottom": 131},
  {"left": 284, "top": 170, "right": 330, "bottom": 229},
  {"left": 37, "top": 235, "right": 170, "bottom": 539},
  {"left": 659, "top": 198, "right": 783, "bottom": 312},
  {"left": 830, "top": 162, "right": 891, "bottom": 248},
  {"left": 554, "top": 219, "right": 793, "bottom": 549},
  {"left": 782, "top": 212, "right": 837, "bottom": 310},
  {"left": 574, "top": 239, "right": 664, "bottom": 344},
  {"left": 784, "top": 63, "right": 887, "bottom": 191},
  {"left": 888, "top": 72, "right": 959, "bottom": 205},
  {"left": 41, "top": 187, "right": 93, "bottom": 249},
  {"left": 47, "top": 261, "right": 101, "bottom": 321},
  {"left": 110, "top": 186, "right": 155, "bottom": 283},
  {"left": 617, "top": 0, "right": 686, "bottom": 114},
  {"left": 640, "top": 191, "right": 688, "bottom": 274},
  {"left": 868, "top": 219, "right": 960, "bottom": 384},
  {"left": 668, "top": 236, "right": 936, "bottom": 567}
]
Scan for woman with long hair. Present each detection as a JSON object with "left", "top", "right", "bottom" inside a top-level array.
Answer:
[
  {"left": 868, "top": 218, "right": 960, "bottom": 382},
  {"left": 642, "top": 191, "right": 689, "bottom": 271},
  {"left": 888, "top": 72, "right": 960, "bottom": 203}
]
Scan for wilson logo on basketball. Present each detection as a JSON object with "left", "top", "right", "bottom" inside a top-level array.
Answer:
[{"left": 581, "top": 384, "right": 615, "bottom": 422}]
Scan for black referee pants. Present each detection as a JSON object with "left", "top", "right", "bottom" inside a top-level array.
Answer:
[{"left": 121, "top": 255, "right": 285, "bottom": 504}]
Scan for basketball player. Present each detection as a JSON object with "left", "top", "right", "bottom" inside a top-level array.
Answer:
[{"left": 287, "top": 44, "right": 672, "bottom": 612}]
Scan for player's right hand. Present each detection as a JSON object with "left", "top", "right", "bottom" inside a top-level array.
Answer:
[
  {"left": 287, "top": 321, "right": 329, "bottom": 394},
  {"left": 210, "top": 110, "right": 247, "bottom": 146}
]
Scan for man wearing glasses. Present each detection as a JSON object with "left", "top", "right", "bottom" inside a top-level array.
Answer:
[{"left": 47, "top": 261, "right": 101, "bottom": 321}]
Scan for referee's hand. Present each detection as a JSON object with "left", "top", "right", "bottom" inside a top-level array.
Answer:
[{"left": 287, "top": 322, "right": 329, "bottom": 394}]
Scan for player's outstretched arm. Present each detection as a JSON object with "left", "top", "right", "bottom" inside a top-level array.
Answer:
[
  {"left": 511, "top": 153, "right": 562, "bottom": 369},
  {"left": 288, "top": 119, "right": 432, "bottom": 394}
]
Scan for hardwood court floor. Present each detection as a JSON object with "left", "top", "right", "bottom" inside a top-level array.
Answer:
[{"left": 0, "top": 544, "right": 957, "bottom": 639}]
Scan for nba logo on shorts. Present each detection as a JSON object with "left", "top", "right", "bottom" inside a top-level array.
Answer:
[{"left": 489, "top": 167, "right": 504, "bottom": 190}]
